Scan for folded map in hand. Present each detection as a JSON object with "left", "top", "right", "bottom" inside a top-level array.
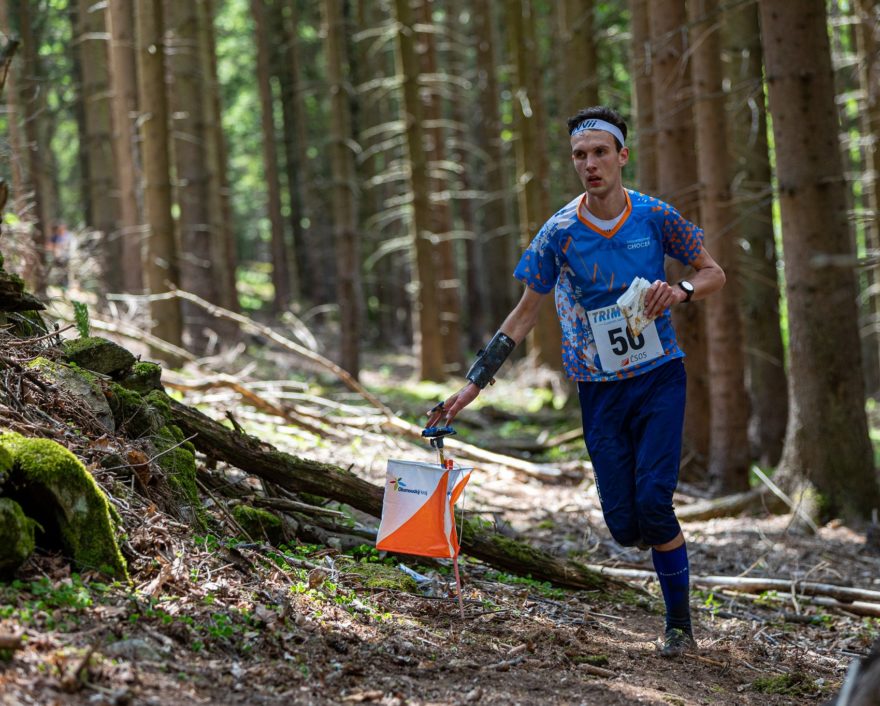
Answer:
[{"left": 616, "top": 277, "right": 655, "bottom": 338}]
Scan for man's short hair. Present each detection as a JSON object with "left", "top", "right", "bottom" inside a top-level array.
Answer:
[{"left": 567, "top": 106, "right": 628, "bottom": 151}]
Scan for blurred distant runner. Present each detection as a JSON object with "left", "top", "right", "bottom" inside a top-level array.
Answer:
[{"left": 428, "top": 106, "right": 725, "bottom": 657}]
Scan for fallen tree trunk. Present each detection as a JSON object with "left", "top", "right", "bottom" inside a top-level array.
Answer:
[
  {"left": 588, "top": 565, "right": 880, "bottom": 616},
  {"left": 168, "top": 397, "right": 618, "bottom": 592},
  {"left": 675, "top": 487, "right": 782, "bottom": 522}
]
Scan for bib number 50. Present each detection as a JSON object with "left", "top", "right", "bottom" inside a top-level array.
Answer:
[{"left": 608, "top": 326, "right": 645, "bottom": 355}]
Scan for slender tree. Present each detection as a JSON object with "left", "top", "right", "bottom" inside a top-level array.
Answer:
[
  {"left": 106, "top": 0, "right": 143, "bottom": 293},
  {"left": 723, "top": 0, "right": 788, "bottom": 466},
  {"left": 135, "top": 0, "right": 184, "bottom": 355},
  {"left": 323, "top": 0, "right": 362, "bottom": 378},
  {"left": 197, "top": 0, "right": 239, "bottom": 320},
  {"left": 558, "top": 0, "right": 598, "bottom": 117},
  {"left": 760, "top": 0, "right": 880, "bottom": 521},
  {"left": 417, "top": 0, "right": 462, "bottom": 372},
  {"left": 77, "top": 0, "right": 121, "bottom": 291},
  {"left": 506, "top": 0, "right": 562, "bottom": 369},
  {"left": 629, "top": 0, "right": 656, "bottom": 195},
  {"left": 648, "top": 0, "right": 708, "bottom": 465},
  {"left": 689, "top": 0, "right": 750, "bottom": 492},
  {"left": 168, "top": 0, "right": 222, "bottom": 353},
  {"left": 393, "top": 0, "right": 445, "bottom": 380},
  {"left": 0, "top": 0, "right": 25, "bottom": 217},
  {"left": 251, "top": 0, "right": 291, "bottom": 313},
  {"left": 473, "top": 0, "right": 516, "bottom": 338}
]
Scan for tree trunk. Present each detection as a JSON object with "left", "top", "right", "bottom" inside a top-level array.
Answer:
[
  {"left": 14, "top": 0, "right": 48, "bottom": 293},
  {"left": 273, "top": 0, "right": 313, "bottom": 306},
  {"left": 0, "top": 2, "right": 25, "bottom": 218},
  {"left": 629, "top": 0, "right": 657, "bottom": 195},
  {"left": 135, "top": 0, "right": 184, "bottom": 357},
  {"left": 167, "top": 0, "right": 222, "bottom": 354},
  {"left": 417, "top": 0, "right": 462, "bottom": 373},
  {"left": 393, "top": 0, "right": 445, "bottom": 381},
  {"left": 250, "top": 0, "right": 291, "bottom": 314},
  {"left": 649, "top": 0, "right": 708, "bottom": 467},
  {"left": 167, "top": 396, "right": 615, "bottom": 592},
  {"left": 77, "top": 0, "right": 121, "bottom": 292},
  {"left": 106, "top": 0, "right": 144, "bottom": 293},
  {"left": 473, "top": 0, "right": 516, "bottom": 339},
  {"left": 759, "top": 0, "right": 880, "bottom": 521},
  {"left": 558, "top": 0, "right": 598, "bottom": 117},
  {"left": 722, "top": 0, "right": 788, "bottom": 467},
  {"left": 506, "top": 0, "right": 562, "bottom": 370},
  {"left": 323, "top": 0, "right": 362, "bottom": 378},
  {"left": 689, "top": 0, "right": 750, "bottom": 493},
  {"left": 855, "top": 0, "right": 880, "bottom": 399},
  {"left": 197, "top": 0, "right": 240, "bottom": 322}
]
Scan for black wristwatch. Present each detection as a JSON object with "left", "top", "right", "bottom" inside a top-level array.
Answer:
[{"left": 677, "top": 280, "right": 695, "bottom": 303}]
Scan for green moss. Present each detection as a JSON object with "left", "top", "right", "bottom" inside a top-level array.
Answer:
[
  {"left": 118, "top": 362, "right": 163, "bottom": 394},
  {"left": 0, "top": 497, "right": 39, "bottom": 573},
  {"left": 143, "top": 390, "right": 173, "bottom": 421},
  {"left": 0, "top": 443, "right": 13, "bottom": 483},
  {"left": 232, "top": 505, "right": 283, "bottom": 544},
  {"left": 153, "top": 425, "right": 202, "bottom": 527},
  {"left": 105, "top": 384, "right": 165, "bottom": 438},
  {"left": 7, "top": 310, "right": 48, "bottom": 337},
  {"left": 62, "top": 337, "right": 136, "bottom": 377},
  {"left": 752, "top": 672, "right": 817, "bottom": 696},
  {"left": 346, "top": 562, "right": 419, "bottom": 592},
  {"left": 0, "top": 432, "right": 127, "bottom": 579}
]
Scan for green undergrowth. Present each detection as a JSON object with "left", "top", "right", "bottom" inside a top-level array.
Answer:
[
  {"left": 751, "top": 672, "right": 823, "bottom": 697},
  {"left": 484, "top": 570, "right": 568, "bottom": 600},
  {"left": 0, "top": 575, "right": 119, "bottom": 632}
]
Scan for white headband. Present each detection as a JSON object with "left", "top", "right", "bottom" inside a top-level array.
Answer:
[{"left": 570, "top": 118, "right": 625, "bottom": 147}]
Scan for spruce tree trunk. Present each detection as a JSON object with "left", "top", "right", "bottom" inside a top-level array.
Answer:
[
  {"left": 629, "top": 0, "right": 657, "bottom": 195},
  {"left": 473, "top": 0, "right": 516, "bottom": 339},
  {"left": 77, "top": 0, "right": 121, "bottom": 291},
  {"left": 135, "top": 0, "right": 184, "bottom": 356},
  {"left": 558, "top": 0, "right": 598, "bottom": 116},
  {"left": 417, "top": 0, "right": 462, "bottom": 373},
  {"left": 323, "top": 0, "right": 362, "bottom": 379},
  {"left": 759, "top": 0, "right": 880, "bottom": 521},
  {"left": 168, "top": 0, "right": 222, "bottom": 354},
  {"left": 107, "top": 0, "right": 144, "bottom": 293},
  {"left": 506, "top": 0, "right": 562, "bottom": 370},
  {"left": 723, "top": 0, "right": 788, "bottom": 466},
  {"left": 649, "top": 0, "right": 709, "bottom": 467},
  {"left": 250, "top": 0, "right": 291, "bottom": 314},
  {"left": 689, "top": 0, "right": 750, "bottom": 493},
  {"left": 0, "top": 1, "right": 25, "bottom": 218},
  {"left": 393, "top": 0, "right": 445, "bottom": 381},
  {"left": 198, "top": 0, "right": 240, "bottom": 321}
]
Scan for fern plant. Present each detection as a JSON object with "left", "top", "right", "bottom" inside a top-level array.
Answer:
[{"left": 72, "top": 300, "right": 90, "bottom": 338}]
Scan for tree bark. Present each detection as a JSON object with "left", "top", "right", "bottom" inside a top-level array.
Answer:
[
  {"left": 505, "top": 0, "right": 562, "bottom": 370},
  {"left": 135, "top": 0, "right": 184, "bottom": 357},
  {"left": 417, "top": 0, "right": 462, "bottom": 373},
  {"left": 689, "top": 0, "right": 750, "bottom": 493},
  {"left": 106, "top": 0, "right": 144, "bottom": 293},
  {"left": 649, "top": 0, "right": 708, "bottom": 466},
  {"left": 77, "top": 0, "right": 121, "bottom": 291},
  {"left": 323, "top": 0, "right": 363, "bottom": 378},
  {"left": 251, "top": 0, "right": 291, "bottom": 313},
  {"left": 167, "top": 0, "right": 222, "bottom": 354},
  {"left": 722, "top": 0, "right": 788, "bottom": 467},
  {"left": 393, "top": 0, "right": 445, "bottom": 381},
  {"left": 558, "top": 0, "right": 598, "bottom": 117},
  {"left": 629, "top": 0, "right": 657, "bottom": 195},
  {"left": 473, "top": 0, "right": 516, "bottom": 338},
  {"left": 760, "top": 0, "right": 880, "bottom": 521},
  {"left": 168, "top": 396, "right": 615, "bottom": 591}
]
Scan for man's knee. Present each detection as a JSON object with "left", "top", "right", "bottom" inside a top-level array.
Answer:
[
  {"left": 635, "top": 495, "right": 678, "bottom": 545},
  {"left": 604, "top": 513, "right": 642, "bottom": 547}
]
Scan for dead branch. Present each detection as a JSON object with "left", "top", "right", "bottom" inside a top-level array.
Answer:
[
  {"left": 168, "top": 395, "right": 618, "bottom": 592},
  {"left": 676, "top": 486, "right": 784, "bottom": 522}
]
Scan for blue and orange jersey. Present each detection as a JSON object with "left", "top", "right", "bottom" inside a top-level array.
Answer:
[{"left": 513, "top": 189, "right": 704, "bottom": 382}]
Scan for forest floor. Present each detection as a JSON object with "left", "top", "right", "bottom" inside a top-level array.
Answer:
[{"left": 1, "top": 332, "right": 878, "bottom": 706}]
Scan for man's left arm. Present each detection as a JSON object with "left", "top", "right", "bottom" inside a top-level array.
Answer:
[{"left": 643, "top": 247, "right": 726, "bottom": 318}]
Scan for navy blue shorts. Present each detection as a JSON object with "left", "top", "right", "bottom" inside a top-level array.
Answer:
[{"left": 577, "top": 358, "right": 686, "bottom": 547}]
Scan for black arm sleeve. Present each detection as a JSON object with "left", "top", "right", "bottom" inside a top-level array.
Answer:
[{"left": 465, "top": 332, "right": 516, "bottom": 388}]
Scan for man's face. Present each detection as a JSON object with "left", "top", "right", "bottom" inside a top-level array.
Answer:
[{"left": 570, "top": 130, "right": 629, "bottom": 196}]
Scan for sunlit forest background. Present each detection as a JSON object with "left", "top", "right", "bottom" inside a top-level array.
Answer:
[{"left": 1, "top": 0, "right": 879, "bottom": 521}]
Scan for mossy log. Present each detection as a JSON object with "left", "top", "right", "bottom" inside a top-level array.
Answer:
[{"left": 168, "top": 397, "right": 617, "bottom": 592}]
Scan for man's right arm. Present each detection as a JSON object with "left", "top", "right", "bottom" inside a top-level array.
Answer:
[{"left": 427, "top": 287, "right": 547, "bottom": 425}]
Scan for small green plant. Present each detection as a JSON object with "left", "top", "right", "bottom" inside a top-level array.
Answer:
[{"left": 72, "top": 300, "right": 90, "bottom": 338}]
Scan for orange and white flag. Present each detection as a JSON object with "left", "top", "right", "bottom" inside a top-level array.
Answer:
[{"left": 376, "top": 459, "right": 472, "bottom": 559}]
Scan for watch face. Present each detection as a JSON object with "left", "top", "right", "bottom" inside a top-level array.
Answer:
[{"left": 682, "top": 281, "right": 694, "bottom": 293}]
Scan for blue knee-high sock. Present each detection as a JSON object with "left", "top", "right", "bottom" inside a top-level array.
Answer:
[{"left": 652, "top": 543, "right": 691, "bottom": 632}]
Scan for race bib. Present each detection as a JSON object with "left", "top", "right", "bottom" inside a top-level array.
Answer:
[{"left": 588, "top": 304, "right": 663, "bottom": 372}]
